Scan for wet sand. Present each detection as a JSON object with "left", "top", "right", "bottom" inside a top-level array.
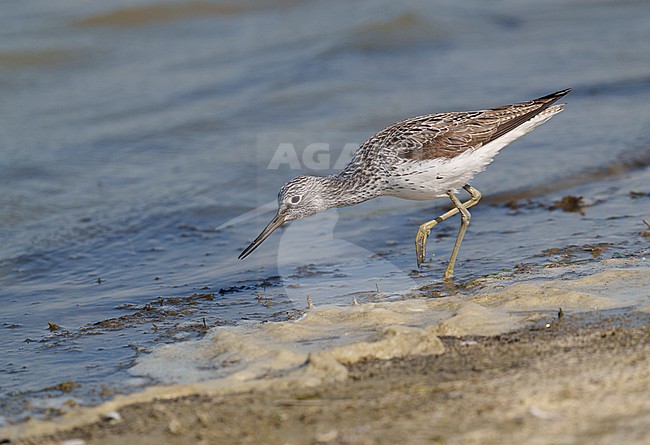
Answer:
[
  {"left": 11, "top": 311, "right": 650, "bottom": 445},
  {"left": 6, "top": 261, "right": 650, "bottom": 445}
]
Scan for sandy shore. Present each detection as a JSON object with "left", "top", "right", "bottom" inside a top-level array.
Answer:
[
  {"left": 6, "top": 260, "right": 650, "bottom": 445},
  {"left": 12, "top": 312, "right": 650, "bottom": 445}
]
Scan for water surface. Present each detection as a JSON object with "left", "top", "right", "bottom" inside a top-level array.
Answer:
[{"left": 1, "top": 0, "right": 650, "bottom": 424}]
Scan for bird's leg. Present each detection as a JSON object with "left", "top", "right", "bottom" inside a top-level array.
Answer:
[
  {"left": 443, "top": 188, "right": 478, "bottom": 281},
  {"left": 415, "top": 208, "right": 460, "bottom": 267},
  {"left": 415, "top": 184, "right": 482, "bottom": 269}
]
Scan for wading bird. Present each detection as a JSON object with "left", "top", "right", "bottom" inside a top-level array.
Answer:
[{"left": 239, "top": 89, "right": 570, "bottom": 280}]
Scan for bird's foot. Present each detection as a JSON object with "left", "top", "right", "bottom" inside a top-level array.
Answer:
[
  {"left": 442, "top": 266, "right": 454, "bottom": 282},
  {"left": 415, "top": 226, "right": 430, "bottom": 267}
]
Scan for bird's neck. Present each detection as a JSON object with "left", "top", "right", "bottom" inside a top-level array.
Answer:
[{"left": 317, "top": 174, "right": 381, "bottom": 209}]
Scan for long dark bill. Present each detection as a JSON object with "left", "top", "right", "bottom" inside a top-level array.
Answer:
[{"left": 238, "top": 212, "right": 286, "bottom": 260}]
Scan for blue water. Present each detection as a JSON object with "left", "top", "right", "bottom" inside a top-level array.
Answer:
[{"left": 1, "top": 0, "right": 650, "bottom": 424}]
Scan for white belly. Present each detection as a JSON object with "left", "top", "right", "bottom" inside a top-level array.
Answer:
[
  {"left": 386, "top": 153, "right": 489, "bottom": 200},
  {"left": 384, "top": 104, "right": 563, "bottom": 201}
]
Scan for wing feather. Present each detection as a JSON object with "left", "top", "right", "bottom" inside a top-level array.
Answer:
[{"left": 397, "top": 89, "right": 570, "bottom": 161}]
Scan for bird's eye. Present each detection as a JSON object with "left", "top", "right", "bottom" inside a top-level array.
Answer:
[{"left": 290, "top": 195, "right": 301, "bottom": 204}]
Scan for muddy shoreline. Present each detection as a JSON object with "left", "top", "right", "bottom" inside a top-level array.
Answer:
[{"left": 12, "top": 309, "right": 650, "bottom": 445}]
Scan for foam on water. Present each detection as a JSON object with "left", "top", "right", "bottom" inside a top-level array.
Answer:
[
  {"left": 3, "top": 258, "right": 649, "bottom": 440},
  {"left": 131, "top": 259, "right": 650, "bottom": 386}
]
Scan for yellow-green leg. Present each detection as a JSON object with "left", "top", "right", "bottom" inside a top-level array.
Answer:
[
  {"left": 415, "top": 185, "right": 482, "bottom": 277},
  {"left": 443, "top": 191, "right": 472, "bottom": 280}
]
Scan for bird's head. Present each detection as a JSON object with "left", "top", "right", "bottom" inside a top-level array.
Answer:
[
  {"left": 238, "top": 176, "right": 330, "bottom": 260},
  {"left": 277, "top": 175, "right": 329, "bottom": 221}
]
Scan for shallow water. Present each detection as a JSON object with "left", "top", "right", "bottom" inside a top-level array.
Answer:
[{"left": 1, "top": 0, "right": 650, "bottom": 424}]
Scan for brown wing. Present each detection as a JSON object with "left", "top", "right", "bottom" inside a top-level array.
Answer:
[{"left": 397, "top": 89, "right": 570, "bottom": 161}]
